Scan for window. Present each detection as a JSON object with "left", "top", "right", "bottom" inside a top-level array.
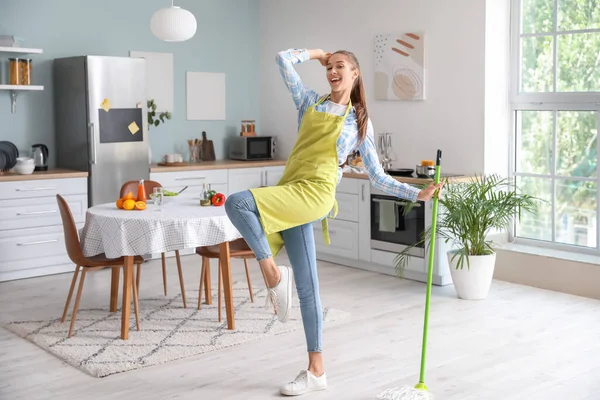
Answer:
[{"left": 510, "top": 0, "right": 600, "bottom": 252}]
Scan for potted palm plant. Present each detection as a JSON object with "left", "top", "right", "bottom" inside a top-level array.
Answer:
[{"left": 394, "top": 174, "right": 540, "bottom": 300}]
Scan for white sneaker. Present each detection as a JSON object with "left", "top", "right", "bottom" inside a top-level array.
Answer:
[
  {"left": 265, "top": 265, "right": 293, "bottom": 323},
  {"left": 280, "top": 370, "right": 327, "bottom": 396}
]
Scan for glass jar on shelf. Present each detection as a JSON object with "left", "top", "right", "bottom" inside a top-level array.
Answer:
[
  {"left": 19, "top": 59, "right": 32, "bottom": 85},
  {"left": 9, "top": 58, "right": 20, "bottom": 85}
]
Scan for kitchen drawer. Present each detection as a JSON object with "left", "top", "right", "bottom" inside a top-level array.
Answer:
[
  {"left": 313, "top": 219, "right": 359, "bottom": 259},
  {"left": 337, "top": 177, "right": 359, "bottom": 194},
  {"left": 0, "top": 194, "right": 87, "bottom": 231},
  {"left": 0, "top": 224, "right": 77, "bottom": 272},
  {"left": 176, "top": 183, "right": 228, "bottom": 201},
  {"left": 150, "top": 169, "right": 228, "bottom": 187},
  {"left": 0, "top": 177, "right": 87, "bottom": 201},
  {"left": 151, "top": 170, "right": 228, "bottom": 199},
  {"left": 335, "top": 192, "right": 358, "bottom": 222}
]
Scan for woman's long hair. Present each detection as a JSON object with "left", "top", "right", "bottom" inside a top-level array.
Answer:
[{"left": 333, "top": 50, "right": 368, "bottom": 146}]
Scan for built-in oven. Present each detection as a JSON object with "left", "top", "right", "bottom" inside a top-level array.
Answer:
[{"left": 370, "top": 187, "right": 425, "bottom": 257}]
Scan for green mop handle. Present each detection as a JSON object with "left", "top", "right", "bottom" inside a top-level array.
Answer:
[{"left": 418, "top": 149, "right": 442, "bottom": 386}]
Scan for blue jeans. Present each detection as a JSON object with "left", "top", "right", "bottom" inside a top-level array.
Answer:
[{"left": 225, "top": 190, "right": 323, "bottom": 352}]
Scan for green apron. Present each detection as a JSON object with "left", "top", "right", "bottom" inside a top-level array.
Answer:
[{"left": 249, "top": 95, "right": 352, "bottom": 256}]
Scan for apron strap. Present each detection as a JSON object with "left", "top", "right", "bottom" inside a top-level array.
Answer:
[
  {"left": 322, "top": 218, "right": 330, "bottom": 245},
  {"left": 322, "top": 199, "right": 339, "bottom": 246}
]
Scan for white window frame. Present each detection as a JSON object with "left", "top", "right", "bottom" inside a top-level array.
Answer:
[{"left": 509, "top": 0, "right": 600, "bottom": 254}]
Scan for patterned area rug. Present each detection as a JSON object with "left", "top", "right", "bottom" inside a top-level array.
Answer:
[{"left": 2, "top": 282, "right": 349, "bottom": 378}]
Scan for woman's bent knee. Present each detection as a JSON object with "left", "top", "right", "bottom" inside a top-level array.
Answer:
[{"left": 225, "top": 190, "right": 252, "bottom": 214}]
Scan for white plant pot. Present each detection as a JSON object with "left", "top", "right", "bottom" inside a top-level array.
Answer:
[{"left": 447, "top": 251, "right": 496, "bottom": 300}]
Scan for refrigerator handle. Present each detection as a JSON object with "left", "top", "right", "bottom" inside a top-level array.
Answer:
[{"left": 88, "top": 122, "right": 97, "bottom": 165}]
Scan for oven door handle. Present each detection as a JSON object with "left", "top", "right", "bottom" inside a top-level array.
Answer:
[{"left": 372, "top": 198, "right": 421, "bottom": 207}]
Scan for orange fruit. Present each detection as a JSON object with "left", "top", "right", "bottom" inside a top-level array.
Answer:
[
  {"left": 116, "top": 198, "right": 124, "bottom": 209},
  {"left": 134, "top": 201, "right": 146, "bottom": 211},
  {"left": 123, "top": 199, "right": 135, "bottom": 210},
  {"left": 123, "top": 191, "right": 134, "bottom": 201}
]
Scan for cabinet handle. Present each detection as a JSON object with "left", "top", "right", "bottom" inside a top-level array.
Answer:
[
  {"left": 265, "top": 170, "right": 268, "bottom": 185},
  {"left": 372, "top": 198, "right": 421, "bottom": 207},
  {"left": 175, "top": 177, "right": 206, "bottom": 181},
  {"left": 17, "top": 210, "right": 58, "bottom": 216},
  {"left": 361, "top": 184, "right": 365, "bottom": 201},
  {"left": 15, "top": 187, "right": 57, "bottom": 192},
  {"left": 89, "top": 122, "right": 97, "bottom": 165},
  {"left": 17, "top": 239, "right": 58, "bottom": 246}
]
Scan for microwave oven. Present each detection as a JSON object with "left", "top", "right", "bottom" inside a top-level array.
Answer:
[{"left": 228, "top": 136, "right": 276, "bottom": 160}]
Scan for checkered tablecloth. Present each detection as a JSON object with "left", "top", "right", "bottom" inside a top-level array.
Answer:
[{"left": 79, "top": 198, "right": 242, "bottom": 258}]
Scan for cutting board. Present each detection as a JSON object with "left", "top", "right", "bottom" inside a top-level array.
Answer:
[{"left": 201, "top": 131, "right": 215, "bottom": 161}]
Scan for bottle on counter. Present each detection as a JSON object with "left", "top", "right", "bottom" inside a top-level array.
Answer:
[
  {"left": 137, "top": 179, "right": 147, "bottom": 203},
  {"left": 200, "top": 182, "right": 211, "bottom": 206}
]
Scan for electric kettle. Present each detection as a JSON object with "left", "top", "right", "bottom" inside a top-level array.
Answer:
[{"left": 31, "top": 144, "right": 49, "bottom": 171}]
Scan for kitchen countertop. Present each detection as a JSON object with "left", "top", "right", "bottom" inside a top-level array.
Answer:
[
  {"left": 0, "top": 168, "right": 89, "bottom": 182},
  {"left": 150, "top": 159, "right": 288, "bottom": 172},
  {"left": 342, "top": 171, "right": 474, "bottom": 185}
]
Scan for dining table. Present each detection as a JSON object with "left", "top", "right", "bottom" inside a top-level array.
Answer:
[{"left": 79, "top": 197, "right": 243, "bottom": 339}]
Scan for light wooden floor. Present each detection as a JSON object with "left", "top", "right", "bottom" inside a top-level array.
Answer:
[{"left": 1, "top": 253, "right": 600, "bottom": 400}]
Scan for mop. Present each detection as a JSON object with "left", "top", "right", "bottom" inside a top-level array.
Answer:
[{"left": 377, "top": 149, "right": 442, "bottom": 400}]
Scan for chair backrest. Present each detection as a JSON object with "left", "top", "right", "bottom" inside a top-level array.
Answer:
[
  {"left": 119, "top": 180, "right": 162, "bottom": 198},
  {"left": 56, "top": 194, "right": 87, "bottom": 266}
]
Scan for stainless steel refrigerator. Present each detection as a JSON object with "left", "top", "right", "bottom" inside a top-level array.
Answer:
[{"left": 53, "top": 56, "right": 149, "bottom": 206}]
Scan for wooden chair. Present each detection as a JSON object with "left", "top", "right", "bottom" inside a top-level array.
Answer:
[
  {"left": 56, "top": 194, "right": 143, "bottom": 338},
  {"left": 196, "top": 238, "right": 268, "bottom": 321},
  {"left": 120, "top": 180, "right": 188, "bottom": 308}
]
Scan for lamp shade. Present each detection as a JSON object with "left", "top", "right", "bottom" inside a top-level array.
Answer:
[{"left": 151, "top": 6, "right": 197, "bottom": 42}]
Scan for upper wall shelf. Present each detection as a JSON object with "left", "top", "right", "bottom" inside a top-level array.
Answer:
[
  {"left": 0, "top": 47, "right": 44, "bottom": 113},
  {"left": 0, "top": 46, "right": 43, "bottom": 54},
  {"left": 0, "top": 85, "right": 44, "bottom": 91}
]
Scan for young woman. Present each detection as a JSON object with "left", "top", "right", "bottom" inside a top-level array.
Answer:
[{"left": 225, "top": 48, "right": 442, "bottom": 396}]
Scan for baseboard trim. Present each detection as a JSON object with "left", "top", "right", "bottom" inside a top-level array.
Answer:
[
  {"left": 494, "top": 248, "right": 600, "bottom": 300},
  {"left": 314, "top": 253, "right": 453, "bottom": 286},
  {"left": 0, "top": 263, "right": 75, "bottom": 282}
]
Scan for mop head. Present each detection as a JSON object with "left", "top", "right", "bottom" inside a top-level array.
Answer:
[{"left": 377, "top": 384, "right": 434, "bottom": 400}]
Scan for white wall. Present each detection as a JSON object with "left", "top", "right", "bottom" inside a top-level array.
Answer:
[
  {"left": 259, "top": 0, "right": 486, "bottom": 175},
  {"left": 484, "top": 0, "right": 512, "bottom": 176}
]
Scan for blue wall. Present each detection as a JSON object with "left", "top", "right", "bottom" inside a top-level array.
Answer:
[{"left": 0, "top": 0, "right": 260, "bottom": 166}]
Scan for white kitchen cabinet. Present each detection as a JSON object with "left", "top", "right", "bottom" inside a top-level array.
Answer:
[
  {"left": 313, "top": 219, "right": 359, "bottom": 260},
  {"left": 227, "top": 167, "right": 264, "bottom": 194},
  {"left": 0, "top": 177, "right": 87, "bottom": 282},
  {"left": 335, "top": 192, "right": 359, "bottom": 222},
  {"left": 313, "top": 177, "right": 361, "bottom": 260},
  {"left": 336, "top": 177, "right": 359, "bottom": 194},
  {"left": 227, "top": 165, "right": 285, "bottom": 194},
  {"left": 264, "top": 165, "right": 285, "bottom": 186}
]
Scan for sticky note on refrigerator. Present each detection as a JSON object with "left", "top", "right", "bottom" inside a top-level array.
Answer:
[
  {"left": 128, "top": 121, "right": 140, "bottom": 134},
  {"left": 101, "top": 98, "right": 111, "bottom": 112}
]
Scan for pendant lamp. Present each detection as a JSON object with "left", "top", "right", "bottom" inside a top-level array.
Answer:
[{"left": 151, "top": 1, "right": 197, "bottom": 42}]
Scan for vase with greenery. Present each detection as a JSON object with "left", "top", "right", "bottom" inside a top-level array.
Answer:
[
  {"left": 146, "top": 99, "right": 172, "bottom": 164},
  {"left": 147, "top": 99, "right": 171, "bottom": 129},
  {"left": 394, "top": 174, "right": 540, "bottom": 299}
]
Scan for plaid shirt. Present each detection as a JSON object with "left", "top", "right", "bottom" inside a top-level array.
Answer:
[{"left": 276, "top": 48, "right": 421, "bottom": 202}]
